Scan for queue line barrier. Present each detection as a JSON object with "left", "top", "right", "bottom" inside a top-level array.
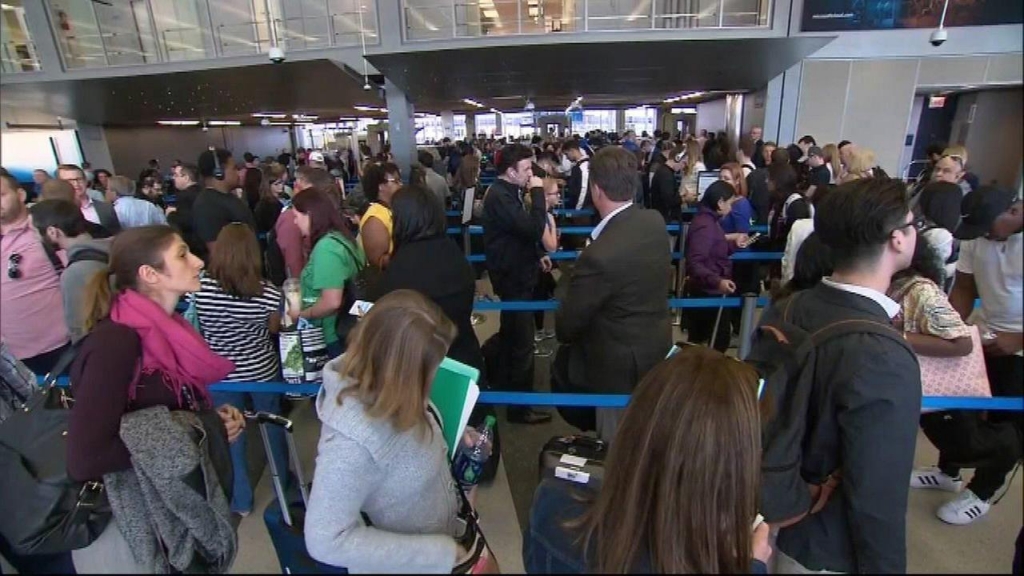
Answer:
[
  {"left": 464, "top": 251, "right": 784, "bottom": 264},
  {"left": 37, "top": 378, "right": 1021, "bottom": 413}
]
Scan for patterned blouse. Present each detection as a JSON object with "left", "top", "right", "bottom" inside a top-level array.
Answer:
[{"left": 888, "top": 275, "right": 972, "bottom": 340}]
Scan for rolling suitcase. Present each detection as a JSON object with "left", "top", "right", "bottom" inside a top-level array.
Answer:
[
  {"left": 253, "top": 412, "right": 348, "bottom": 574},
  {"left": 538, "top": 435, "right": 607, "bottom": 490}
]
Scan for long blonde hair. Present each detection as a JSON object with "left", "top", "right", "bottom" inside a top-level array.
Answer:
[
  {"left": 337, "top": 290, "right": 456, "bottom": 438},
  {"left": 840, "top": 147, "right": 877, "bottom": 184}
]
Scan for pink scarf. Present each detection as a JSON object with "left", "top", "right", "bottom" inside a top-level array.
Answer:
[{"left": 110, "top": 289, "right": 234, "bottom": 406}]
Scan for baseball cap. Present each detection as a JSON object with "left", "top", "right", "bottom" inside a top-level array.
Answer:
[
  {"left": 308, "top": 151, "right": 325, "bottom": 164},
  {"left": 807, "top": 146, "right": 824, "bottom": 159},
  {"left": 954, "top": 186, "right": 1019, "bottom": 240}
]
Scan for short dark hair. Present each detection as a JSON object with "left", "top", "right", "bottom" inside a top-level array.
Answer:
[
  {"left": 295, "top": 166, "right": 335, "bottom": 190},
  {"left": 770, "top": 147, "right": 790, "bottom": 166},
  {"left": 56, "top": 164, "right": 84, "bottom": 179},
  {"left": 417, "top": 150, "right": 435, "bottom": 169},
  {"left": 177, "top": 163, "right": 199, "bottom": 183},
  {"left": 29, "top": 199, "right": 89, "bottom": 238},
  {"left": 243, "top": 152, "right": 255, "bottom": 163},
  {"left": 198, "top": 148, "right": 232, "bottom": 179},
  {"left": 562, "top": 140, "right": 581, "bottom": 153},
  {"left": 798, "top": 135, "right": 816, "bottom": 146},
  {"left": 815, "top": 179, "right": 910, "bottom": 271},
  {"left": 837, "top": 140, "right": 852, "bottom": 150},
  {"left": 590, "top": 147, "right": 638, "bottom": 202},
  {"left": 391, "top": 184, "right": 447, "bottom": 251},
  {"left": 768, "top": 162, "right": 797, "bottom": 196},
  {"left": 925, "top": 142, "right": 947, "bottom": 158},
  {"left": 362, "top": 162, "right": 400, "bottom": 203},
  {"left": 496, "top": 144, "right": 533, "bottom": 175},
  {"left": 701, "top": 180, "right": 735, "bottom": 210},
  {"left": 0, "top": 173, "right": 20, "bottom": 192}
]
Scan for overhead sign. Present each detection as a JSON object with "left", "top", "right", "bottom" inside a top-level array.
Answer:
[
  {"left": 801, "top": 0, "right": 1022, "bottom": 31},
  {"left": 928, "top": 95, "right": 946, "bottom": 109}
]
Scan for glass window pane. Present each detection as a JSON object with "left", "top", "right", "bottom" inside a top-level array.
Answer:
[
  {"left": 1, "top": 0, "right": 41, "bottom": 73},
  {"left": 151, "top": 0, "right": 215, "bottom": 62},
  {"left": 47, "top": 0, "right": 106, "bottom": 68},
  {"left": 330, "top": 0, "right": 378, "bottom": 47}
]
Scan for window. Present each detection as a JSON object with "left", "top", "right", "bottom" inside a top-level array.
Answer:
[
  {"left": 475, "top": 113, "right": 497, "bottom": 137},
  {"left": 624, "top": 107, "right": 656, "bottom": 137}
]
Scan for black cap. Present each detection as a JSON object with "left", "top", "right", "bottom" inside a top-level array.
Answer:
[{"left": 954, "top": 186, "right": 1019, "bottom": 240}]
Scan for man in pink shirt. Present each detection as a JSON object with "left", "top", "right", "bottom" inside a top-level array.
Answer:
[
  {"left": 0, "top": 174, "right": 70, "bottom": 374},
  {"left": 274, "top": 166, "right": 337, "bottom": 278},
  {"left": 57, "top": 164, "right": 121, "bottom": 235}
]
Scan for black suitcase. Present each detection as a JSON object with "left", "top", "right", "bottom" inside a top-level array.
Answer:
[
  {"left": 538, "top": 435, "right": 607, "bottom": 490},
  {"left": 254, "top": 412, "right": 348, "bottom": 574}
]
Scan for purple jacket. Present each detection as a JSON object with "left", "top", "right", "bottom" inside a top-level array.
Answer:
[{"left": 685, "top": 206, "right": 734, "bottom": 293}]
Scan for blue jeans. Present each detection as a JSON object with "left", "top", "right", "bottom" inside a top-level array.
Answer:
[{"left": 211, "top": 390, "right": 291, "bottom": 514}]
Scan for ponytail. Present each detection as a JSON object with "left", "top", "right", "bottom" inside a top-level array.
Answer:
[{"left": 82, "top": 269, "right": 115, "bottom": 333}]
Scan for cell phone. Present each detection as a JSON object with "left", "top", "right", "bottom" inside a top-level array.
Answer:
[
  {"left": 753, "top": 513, "right": 765, "bottom": 530},
  {"left": 746, "top": 232, "right": 763, "bottom": 244}
]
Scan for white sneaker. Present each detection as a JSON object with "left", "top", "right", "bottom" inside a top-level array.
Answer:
[
  {"left": 910, "top": 467, "right": 963, "bottom": 492},
  {"left": 937, "top": 490, "right": 991, "bottom": 525}
]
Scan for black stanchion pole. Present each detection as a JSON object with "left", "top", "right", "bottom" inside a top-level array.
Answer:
[{"left": 738, "top": 293, "right": 758, "bottom": 360}]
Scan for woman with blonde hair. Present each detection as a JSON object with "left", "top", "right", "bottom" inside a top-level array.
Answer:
[
  {"left": 305, "top": 290, "right": 497, "bottom": 573},
  {"left": 524, "top": 345, "right": 772, "bottom": 573},
  {"left": 679, "top": 139, "right": 707, "bottom": 204},
  {"left": 839, "top": 147, "right": 877, "bottom": 183},
  {"left": 822, "top": 143, "right": 841, "bottom": 183}
]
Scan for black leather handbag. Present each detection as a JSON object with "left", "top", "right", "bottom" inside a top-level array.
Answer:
[{"left": 0, "top": 347, "right": 112, "bottom": 556}]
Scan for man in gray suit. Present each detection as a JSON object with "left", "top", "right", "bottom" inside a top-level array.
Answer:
[
  {"left": 57, "top": 164, "right": 121, "bottom": 236},
  {"left": 554, "top": 146, "right": 672, "bottom": 441}
]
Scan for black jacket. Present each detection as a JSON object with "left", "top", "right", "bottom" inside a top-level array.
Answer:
[
  {"left": 167, "top": 184, "right": 205, "bottom": 260},
  {"left": 92, "top": 200, "right": 122, "bottom": 236},
  {"left": 555, "top": 206, "right": 672, "bottom": 395},
  {"left": 377, "top": 236, "right": 483, "bottom": 375},
  {"left": 648, "top": 157, "right": 680, "bottom": 222},
  {"left": 746, "top": 168, "right": 772, "bottom": 225},
  {"left": 482, "top": 179, "right": 547, "bottom": 296},
  {"left": 759, "top": 283, "right": 921, "bottom": 573},
  {"left": 566, "top": 158, "right": 590, "bottom": 209}
]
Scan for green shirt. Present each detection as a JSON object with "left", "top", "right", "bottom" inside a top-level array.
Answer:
[{"left": 300, "top": 232, "right": 365, "bottom": 344}]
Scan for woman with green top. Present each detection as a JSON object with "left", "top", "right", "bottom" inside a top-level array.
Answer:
[{"left": 287, "top": 189, "right": 365, "bottom": 358}]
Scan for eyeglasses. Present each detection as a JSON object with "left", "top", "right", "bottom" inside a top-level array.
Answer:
[
  {"left": 891, "top": 216, "right": 926, "bottom": 235},
  {"left": 63, "top": 177, "right": 85, "bottom": 184},
  {"left": 7, "top": 253, "right": 22, "bottom": 280}
]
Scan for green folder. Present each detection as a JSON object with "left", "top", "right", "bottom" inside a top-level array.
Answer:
[{"left": 428, "top": 357, "right": 481, "bottom": 458}]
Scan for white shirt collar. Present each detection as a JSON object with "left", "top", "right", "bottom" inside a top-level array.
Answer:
[
  {"left": 821, "top": 277, "right": 902, "bottom": 319},
  {"left": 590, "top": 203, "right": 632, "bottom": 241}
]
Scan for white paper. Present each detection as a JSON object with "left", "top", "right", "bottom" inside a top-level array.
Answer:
[
  {"left": 349, "top": 300, "right": 374, "bottom": 317},
  {"left": 462, "top": 188, "right": 475, "bottom": 225},
  {"left": 559, "top": 454, "right": 588, "bottom": 467},
  {"left": 555, "top": 466, "right": 590, "bottom": 484}
]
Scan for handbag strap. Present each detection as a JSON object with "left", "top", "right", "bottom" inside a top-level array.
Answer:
[{"left": 41, "top": 343, "right": 78, "bottom": 388}]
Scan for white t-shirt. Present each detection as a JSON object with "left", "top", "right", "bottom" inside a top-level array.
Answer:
[
  {"left": 956, "top": 234, "right": 1023, "bottom": 348},
  {"left": 782, "top": 218, "right": 815, "bottom": 283}
]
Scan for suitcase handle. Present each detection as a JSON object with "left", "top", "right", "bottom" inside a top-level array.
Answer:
[
  {"left": 245, "top": 410, "right": 309, "bottom": 526},
  {"left": 246, "top": 410, "right": 295, "bottom": 432},
  {"left": 562, "top": 435, "right": 606, "bottom": 452}
]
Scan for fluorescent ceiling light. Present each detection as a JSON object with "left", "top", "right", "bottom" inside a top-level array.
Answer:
[
  {"left": 479, "top": 0, "right": 494, "bottom": 7},
  {"left": 269, "top": 122, "right": 293, "bottom": 126},
  {"left": 353, "top": 105, "right": 386, "bottom": 112},
  {"left": 489, "top": 108, "right": 502, "bottom": 114},
  {"left": 462, "top": 98, "right": 485, "bottom": 108},
  {"left": 208, "top": 120, "right": 241, "bottom": 126},
  {"left": 663, "top": 91, "right": 708, "bottom": 103},
  {"left": 292, "top": 113, "right": 318, "bottom": 120},
  {"left": 670, "top": 107, "right": 698, "bottom": 114},
  {"left": 157, "top": 120, "right": 200, "bottom": 126},
  {"left": 252, "top": 112, "right": 287, "bottom": 118},
  {"left": 482, "top": 9, "right": 499, "bottom": 19}
]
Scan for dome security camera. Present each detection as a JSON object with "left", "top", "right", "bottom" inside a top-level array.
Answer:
[
  {"left": 930, "top": 27, "right": 948, "bottom": 46},
  {"left": 260, "top": 118, "right": 271, "bottom": 126},
  {"left": 268, "top": 46, "right": 286, "bottom": 64}
]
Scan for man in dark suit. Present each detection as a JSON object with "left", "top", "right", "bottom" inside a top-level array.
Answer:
[
  {"left": 554, "top": 147, "right": 672, "bottom": 441},
  {"left": 57, "top": 164, "right": 121, "bottom": 236}
]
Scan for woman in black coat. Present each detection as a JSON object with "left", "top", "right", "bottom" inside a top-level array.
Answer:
[{"left": 376, "top": 184, "right": 483, "bottom": 373}]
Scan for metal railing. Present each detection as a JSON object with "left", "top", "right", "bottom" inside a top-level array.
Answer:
[
  {"left": 403, "top": 0, "right": 771, "bottom": 41},
  {"left": 44, "top": 0, "right": 378, "bottom": 71}
]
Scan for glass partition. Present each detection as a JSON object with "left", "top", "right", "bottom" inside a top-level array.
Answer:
[
  {"left": 1, "top": 0, "right": 41, "bottom": 73},
  {"left": 404, "top": 0, "right": 770, "bottom": 40},
  {"left": 44, "top": 0, "right": 378, "bottom": 69}
]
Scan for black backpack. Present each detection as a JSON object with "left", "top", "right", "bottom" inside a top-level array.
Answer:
[
  {"left": 746, "top": 292, "right": 914, "bottom": 527},
  {"left": 67, "top": 248, "right": 109, "bottom": 267}
]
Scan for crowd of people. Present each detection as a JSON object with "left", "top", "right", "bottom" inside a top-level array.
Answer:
[{"left": 0, "top": 122, "right": 1020, "bottom": 574}]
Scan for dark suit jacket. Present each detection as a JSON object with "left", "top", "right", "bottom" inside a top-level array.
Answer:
[
  {"left": 92, "top": 200, "right": 122, "bottom": 235},
  {"left": 554, "top": 205, "right": 672, "bottom": 395}
]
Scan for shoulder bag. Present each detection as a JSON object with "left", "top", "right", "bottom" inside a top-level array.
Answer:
[{"left": 0, "top": 345, "right": 112, "bottom": 556}]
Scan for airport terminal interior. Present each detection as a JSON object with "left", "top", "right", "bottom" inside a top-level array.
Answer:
[{"left": 1, "top": 0, "right": 1023, "bottom": 574}]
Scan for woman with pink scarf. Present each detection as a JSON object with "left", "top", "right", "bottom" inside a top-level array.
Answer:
[{"left": 66, "top": 225, "right": 244, "bottom": 572}]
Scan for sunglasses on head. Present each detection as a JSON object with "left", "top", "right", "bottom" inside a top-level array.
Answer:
[{"left": 7, "top": 253, "right": 22, "bottom": 280}]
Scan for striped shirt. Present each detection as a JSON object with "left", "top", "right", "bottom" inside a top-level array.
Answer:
[{"left": 195, "top": 276, "right": 282, "bottom": 382}]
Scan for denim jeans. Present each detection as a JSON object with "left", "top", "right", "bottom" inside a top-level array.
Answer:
[{"left": 210, "top": 390, "right": 291, "bottom": 514}]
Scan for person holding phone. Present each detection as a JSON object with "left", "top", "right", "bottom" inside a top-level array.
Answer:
[{"left": 685, "top": 181, "right": 750, "bottom": 351}]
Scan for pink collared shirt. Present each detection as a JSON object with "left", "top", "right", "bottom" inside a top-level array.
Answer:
[
  {"left": 0, "top": 216, "right": 69, "bottom": 360},
  {"left": 81, "top": 196, "right": 100, "bottom": 225}
]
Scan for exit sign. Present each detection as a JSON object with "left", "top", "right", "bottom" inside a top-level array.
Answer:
[{"left": 929, "top": 95, "right": 947, "bottom": 108}]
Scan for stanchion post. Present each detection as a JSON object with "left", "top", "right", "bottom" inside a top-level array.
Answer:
[
  {"left": 738, "top": 293, "right": 758, "bottom": 360},
  {"left": 462, "top": 225, "right": 471, "bottom": 258}
]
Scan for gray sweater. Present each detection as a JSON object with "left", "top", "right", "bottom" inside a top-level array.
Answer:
[
  {"left": 305, "top": 356, "right": 462, "bottom": 573},
  {"left": 63, "top": 238, "right": 112, "bottom": 341}
]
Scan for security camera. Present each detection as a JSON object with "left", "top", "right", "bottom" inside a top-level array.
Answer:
[
  {"left": 268, "top": 46, "right": 286, "bottom": 64},
  {"left": 930, "top": 27, "right": 948, "bottom": 47},
  {"left": 260, "top": 118, "right": 270, "bottom": 126}
]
